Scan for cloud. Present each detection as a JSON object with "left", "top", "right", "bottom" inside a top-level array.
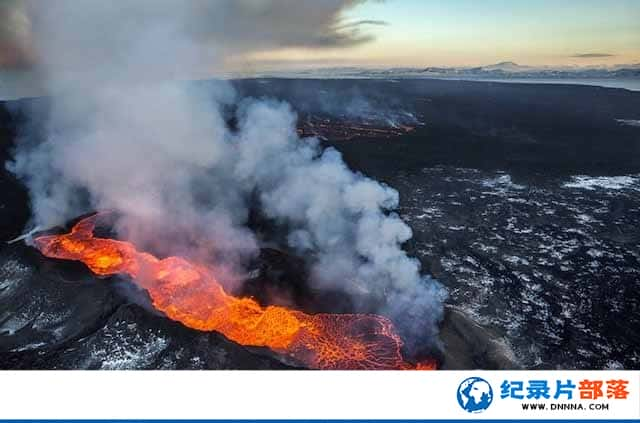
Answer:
[
  {"left": 335, "top": 19, "right": 389, "bottom": 29},
  {"left": 0, "top": 0, "right": 34, "bottom": 68},
  {"left": 0, "top": 0, "right": 380, "bottom": 73},
  {"left": 571, "top": 53, "right": 616, "bottom": 58}
]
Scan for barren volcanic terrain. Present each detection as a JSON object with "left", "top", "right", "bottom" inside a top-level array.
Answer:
[{"left": 2, "top": 78, "right": 639, "bottom": 369}]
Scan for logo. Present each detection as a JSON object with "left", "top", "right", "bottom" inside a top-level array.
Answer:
[{"left": 457, "top": 376, "right": 494, "bottom": 413}]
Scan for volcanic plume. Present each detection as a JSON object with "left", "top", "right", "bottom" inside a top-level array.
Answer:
[
  {"left": 6, "top": 1, "right": 446, "bottom": 362},
  {"left": 34, "top": 213, "right": 435, "bottom": 370}
]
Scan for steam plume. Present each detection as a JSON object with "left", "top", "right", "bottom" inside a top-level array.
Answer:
[{"left": 6, "top": 1, "right": 445, "bottom": 347}]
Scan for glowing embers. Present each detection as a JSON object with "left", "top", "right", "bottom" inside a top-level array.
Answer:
[{"left": 34, "top": 214, "right": 435, "bottom": 370}]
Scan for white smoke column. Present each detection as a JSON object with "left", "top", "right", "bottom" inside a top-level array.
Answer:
[
  {"left": 6, "top": 0, "right": 446, "bottom": 347},
  {"left": 8, "top": 82, "right": 262, "bottom": 283},
  {"left": 234, "top": 100, "right": 446, "bottom": 343}
]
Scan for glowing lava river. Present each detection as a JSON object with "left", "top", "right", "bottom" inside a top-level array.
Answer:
[{"left": 34, "top": 214, "right": 435, "bottom": 370}]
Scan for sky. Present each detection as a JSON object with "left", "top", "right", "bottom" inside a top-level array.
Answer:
[
  {"left": 0, "top": 0, "right": 639, "bottom": 96},
  {"left": 248, "top": 0, "right": 640, "bottom": 69}
]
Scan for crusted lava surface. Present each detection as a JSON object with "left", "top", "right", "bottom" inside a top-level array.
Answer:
[{"left": 296, "top": 116, "right": 415, "bottom": 141}]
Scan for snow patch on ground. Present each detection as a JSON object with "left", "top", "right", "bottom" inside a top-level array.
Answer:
[
  {"left": 481, "top": 174, "right": 526, "bottom": 193},
  {"left": 0, "top": 259, "right": 30, "bottom": 298},
  {"left": 562, "top": 175, "right": 640, "bottom": 191},
  {"left": 88, "top": 321, "right": 169, "bottom": 370},
  {"left": 615, "top": 119, "right": 640, "bottom": 127}
]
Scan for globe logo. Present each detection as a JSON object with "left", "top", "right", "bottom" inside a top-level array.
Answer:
[{"left": 457, "top": 376, "right": 493, "bottom": 413}]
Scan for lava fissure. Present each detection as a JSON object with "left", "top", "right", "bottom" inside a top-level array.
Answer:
[{"left": 34, "top": 214, "right": 435, "bottom": 370}]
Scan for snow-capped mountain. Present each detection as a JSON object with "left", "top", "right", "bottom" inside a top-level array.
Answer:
[
  {"left": 419, "top": 62, "right": 640, "bottom": 79},
  {"left": 257, "top": 62, "right": 640, "bottom": 80}
]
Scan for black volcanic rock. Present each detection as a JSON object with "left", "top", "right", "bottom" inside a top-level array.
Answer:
[
  {"left": 232, "top": 78, "right": 640, "bottom": 175},
  {"left": 392, "top": 166, "right": 640, "bottom": 369},
  {"left": 0, "top": 103, "right": 30, "bottom": 242},
  {"left": 0, "top": 241, "right": 292, "bottom": 370},
  {"left": 2, "top": 302, "right": 291, "bottom": 370},
  {"left": 241, "top": 247, "right": 358, "bottom": 316},
  {"left": 0, "top": 242, "right": 122, "bottom": 353},
  {"left": 439, "top": 306, "right": 520, "bottom": 370}
]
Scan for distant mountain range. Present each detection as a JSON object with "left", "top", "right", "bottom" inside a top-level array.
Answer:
[
  {"left": 419, "top": 61, "right": 640, "bottom": 79},
  {"left": 2, "top": 61, "right": 640, "bottom": 101},
  {"left": 258, "top": 62, "right": 640, "bottom": 80}
]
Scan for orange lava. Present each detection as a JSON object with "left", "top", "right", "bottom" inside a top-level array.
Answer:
[{"left": 34, "top": 214, "right": 435, "bottom": 370}]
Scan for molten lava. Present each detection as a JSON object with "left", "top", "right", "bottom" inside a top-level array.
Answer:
[{"left": 34, "top": 214, "right": 435, "bottom": 370}]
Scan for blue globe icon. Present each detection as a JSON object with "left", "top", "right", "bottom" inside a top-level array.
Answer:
[{"left": 457, "top": 377, "right": 493, "bottom": 413}]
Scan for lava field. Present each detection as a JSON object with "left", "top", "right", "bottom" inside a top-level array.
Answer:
[{"left": 1, "top": 78, "right": 639, "bottom": 369}]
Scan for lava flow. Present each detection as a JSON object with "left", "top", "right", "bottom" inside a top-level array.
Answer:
[{"left": 34, "top": 214, "right": 435, "bottom": 370}]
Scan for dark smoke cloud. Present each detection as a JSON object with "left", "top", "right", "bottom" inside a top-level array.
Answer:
[
  {"left": 0, "top": 0, "right": 380, "bottom": 73},
  {"left": 6, "top": 0, "right": 446, "bottom": 350}
]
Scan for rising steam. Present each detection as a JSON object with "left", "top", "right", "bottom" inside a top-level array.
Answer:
[{"left": 5, "top": 1, "right": 446, "bottom": 347}]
